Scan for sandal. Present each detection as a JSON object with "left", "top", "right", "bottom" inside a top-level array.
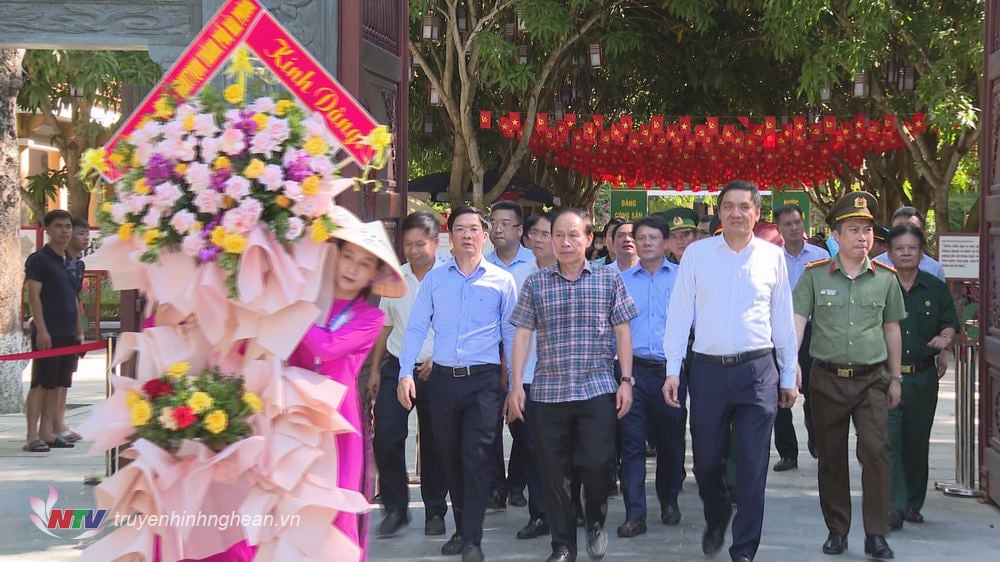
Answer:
[
  {"left": 59, "top": 430, "right": 83, "bottom": 443},
  {"left": 45, "top": 437, "right": 75, "bottom": 449},
  {"left": 22, "top": 439, "right": 50, "bottom": 453}
]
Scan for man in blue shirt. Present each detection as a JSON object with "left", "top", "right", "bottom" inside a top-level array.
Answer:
[
  {"left": 484, "top": 201, "right": 537, "bottom": 512},
  {"left": 397, "top": 206, "right": 518, "bottom": 562},
  {"left": 616, "top": 215, "right": 685, "bottom": 539}
]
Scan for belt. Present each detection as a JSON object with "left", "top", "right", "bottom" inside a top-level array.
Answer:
[
  {"left": 901, "top": 356, "right": 937, "bottom": 374},
  {"left": 633, "top": 356, "right": 666, "bottom": 370},
  {"left": 432, "top": 363, "right": 498, "bottom": 378},
  {"left": 814, "top": 359, "right": 882, "bottom": 378},
  {"left": 693, "top": 348, "right": 771, "bottom": 366}
]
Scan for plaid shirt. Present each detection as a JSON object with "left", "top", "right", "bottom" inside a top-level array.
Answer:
[{"left": 510, "top": 261, "right": 638, "bottom": 403}]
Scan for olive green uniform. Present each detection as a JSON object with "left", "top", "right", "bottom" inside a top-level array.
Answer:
[
  {"left": 889, "top": 271, "right": 958, "bottom": 513},
  {"left": 793, "top": 255, "right": 906, "bottom": 536}
]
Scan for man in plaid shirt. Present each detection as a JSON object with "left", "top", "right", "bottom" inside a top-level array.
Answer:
[{"left": 506, "top": 208, "right": 638, "bottom": 562}]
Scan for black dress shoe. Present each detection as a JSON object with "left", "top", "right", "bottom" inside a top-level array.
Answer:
[
  {"left": 461, "top": 543, "right": 484, "bottom": 562},
  {"left": 517, "top": 517, "right": 549, "bottom": 539},
  {"left": 425, "top": 514, "right": 446, "bottom": 536},
  {"left": 702, "top": 522, "right": 728, "bottom": 555},
  {"left": 660, "top": 503, "right": 681, "bottom": 526},
  {"left": 375, "top": 511, "right": 410, "bottom": 538},
  {"left": 822, "top": 532, "right": 848, "bottom": 555},
  {"left": 586, "top": 524, "right": 607, "bottom": 559},
  {"left": 441, "top": 533, "right": 465, "bottom": 556},
  {"left": 904, "top": 507, "right": 924, "bottom": 523},
  {"left": 864, "top": 535, "right": 894, "bottom": 559},
  {"left": 616, "top": 519, "right": 647, "bottom": 538},
  {"left": 546, "top": 545, "right": 576, "bottom": 562},
  {"left": 773, "top": 458, "right": 798, "bottom": 472},
  {"left": 509, "top": 490, "right": 528, "bottom": 507},
  {"left": 487, "top": 490, "right": 506, "bottom": 512},
  {"left": 733, "top": 556, "right": 752, "bottom": 562},
  {"left": 888, "top": 509, "right": 904, "bottom": 530}
]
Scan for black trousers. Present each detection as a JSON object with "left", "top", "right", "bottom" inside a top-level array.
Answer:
[
  {"left": 427, "top": 364, "right": 505, "bottom": 546},
  {"left": 372, "top": 355, "right": 448, "bottom": 520},
  {"left": 490, "top": 398, "right": 529, "bottom": 497},
  {"left": 773, "top": 322, "right": 815, "bottom": 459},
  {"left": 529, "top": 394, "right": 617, "bottom": 555}
]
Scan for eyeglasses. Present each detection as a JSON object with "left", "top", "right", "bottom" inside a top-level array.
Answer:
[
  {"left": 492, "top": 220, "right": 521, "bottom": 231},
  {"left": 528, "top": 229, "right": 551, "bottom": 239},
  {"left": 452, "top": 226, "right": 483, "bottom": 236}
]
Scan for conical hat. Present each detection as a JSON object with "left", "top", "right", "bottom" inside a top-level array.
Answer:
[{"left": 327, "top": 219, "right": 406, "bottom": 298}]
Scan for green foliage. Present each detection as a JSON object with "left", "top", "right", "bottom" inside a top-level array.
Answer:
[{"left": 24, "top": 167, "right": 65, "bottom": 206}]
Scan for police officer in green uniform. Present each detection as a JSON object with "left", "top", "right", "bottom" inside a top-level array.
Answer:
[
  {"left": 884, "top": 223, "right": 958, "bottom": 530},
  {"left": 656, "top": 208, "right": 699, "bottom": 264},
  {"left": 792, "top": 192, "right": 905, "bottom": 560}
]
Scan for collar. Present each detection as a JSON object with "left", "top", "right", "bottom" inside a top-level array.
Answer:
[
  {"left": 627, "top": 258, "right": 676, "bottom": 276},
  {"left": 487, "top": 245, "right": 534, "bottom": 267},
  {"left": 830, "top": 253, "right": 876, "bottom": 276},
  {"left": 711, "top": 233, "right": 758, "bottom": 253},
  {"left": 549, "top": 259, "right": 592, "bottom": 279},
  {"left": 42, "top": 244, "right": 67, "bottom": 262}
]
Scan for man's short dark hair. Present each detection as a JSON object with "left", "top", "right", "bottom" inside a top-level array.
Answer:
[
  {"left": 602, "top": 216, "right": 627, "bottom": 238},
  {"left": 886, "top": 223, "right": 926, "bottom": 249},
  {"left": 551, "top": 208, "right": 594, "bottom": 236},
  {"left": 634, "top": 215, "right": 670, "bottom": 239},
  {"left": 447, "top": 205, "right": 490, "bottom": 232},
  {"left": 891, "top": 206, "right": 925, "bottom": 228},
  {"left": 402, "top": 211, "right": 440, "bottom": 238},
  {"left": 698, "top": 215, "right": 713, "bottom": 226},
  {"left": 43, "top": 209, "right": 72, "bottom": 226},
  {"left": 719, "top": 180, "right": 762, "bottom": 209},
  {"left": 773, "top": 204, "right": 804, "bottom": 224},
  {"left": 71, "top": 217, "right": 90, "bottom": 230},
  {"left": 490, "top": 200, "right": 524, "bottom": 223},
  {"left": 609, "top": 220, "right": 634, "bottom": 241},
  {"left": 524, "top": 212, "right": 552, "bottom": 233}
]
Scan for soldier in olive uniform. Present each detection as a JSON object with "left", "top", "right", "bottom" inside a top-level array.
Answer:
[
  {"left": 656, "top": 207, "right": 700, "bottom": 264},
  {"left": 885, "top": 223, "right": 958, "bottom": 530},
  {"left": 792, "top": 192, "right": 905, "bottom": 560}
]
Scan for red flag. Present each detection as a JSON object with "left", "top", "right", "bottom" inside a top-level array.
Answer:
[
  {"left": 565, "top": 113, "right": 577, "bottom": 126},
  {"left": 620, "top": 114, "right": 633, "bottom": 130},
  {"left": 793, "top": 115, "right": 806, "bottom": 132},
  {"left": 651, "top": 115, "right": 664, "bottom": 132},
  {"left": 535, "top": 113, "right": 548, "bottom": 130},
  {"left": 592, "top": 114, "right": 604, "bottom": 129},
  {"left": 706, "top": 116, "right": 719, "bottom": 135},
  {"left": 479, "top": 110, "right": 492, "bottom": 129},
  {"left": 823, "top": 115, "right": 837, "bottom": 133},
  {"left": 910, "top": 113, "right": 926, "bottom": 133},
  {"left": 679, "top": 116, "right": 692, "bottom": 135},
  {"left": 765, "top": 116, "right": 776, "bottom": 131},
  {"left": 509, "top": 112, "right": 522, "bottom": 129},
  {"left": 737, "top": 116, "right": 751, "bottom": 129}
]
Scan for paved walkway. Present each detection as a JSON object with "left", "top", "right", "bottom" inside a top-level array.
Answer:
[{"left": 1, "top": 352, "right": 998, "bottom": 561}]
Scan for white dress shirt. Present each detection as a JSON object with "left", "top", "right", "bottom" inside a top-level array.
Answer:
[
  {"left": 380, "top": 261, "right": 441, "bottom": 362},
  {"left": 664, "top": 235, "right": 798, "bottom": 389}
]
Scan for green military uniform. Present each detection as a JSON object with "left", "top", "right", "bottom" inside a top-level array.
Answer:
[
  {"left": 889, "top": 270, "right": 958, "bottom": 515},
  {"left": 656, "top": 208, "right": 699, "bottom": 264},
  {"left": 792, "top": 192, "right": 907, "bottom": 546}
]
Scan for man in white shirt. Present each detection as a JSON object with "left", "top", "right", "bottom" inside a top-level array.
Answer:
[
  {"left": 369, "top": 212, "right": 449, "bottom": 538},
  {"left": 872, "top": 206, "right": 945, "bottom": 280},
  {"left": 662, "top": 180, "right": 799, "bottom": 562}
]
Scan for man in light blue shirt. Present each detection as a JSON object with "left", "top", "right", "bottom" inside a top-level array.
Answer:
[
  {"left": 484, "top": 201, "right": 538, "bottom": 513},
  {"left": 872, "top": 206, "right": 945, "bottom": 280},
  {"left": 616, "top": 215, "right": 685, "bottom": 539},
  {"left": 397, "top": 206, "right": 518, "bottom": 562}
]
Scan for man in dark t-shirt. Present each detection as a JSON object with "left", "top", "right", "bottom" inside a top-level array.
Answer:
[{"left": 23, "top": 210, "right": 80, "bottom": 452}]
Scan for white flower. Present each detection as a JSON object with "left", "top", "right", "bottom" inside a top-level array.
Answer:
[
  {"left": 200, "top": 136, "right": 220, "bottom": 163},
  {"left": 282, "top": 180, "right": 303, "bottom": 200},
  {"left": 286, "top": 217, "right": 304, "bottom": 240},
  {"left": 162, "top": 119, "right": 186, "bottom": 142},
  {"left": 258, "top": 164, "right": 284, "bottom": 191},
  {"left": 130, "top": 120, "right": 163, "bottom": 146},
  {"left": 249, "top": 133, "right": 281, "bottom": 158},
  {"left": 224, "top": 175, "right": 251, "bottom": 200},
  {"left": 251, "top": 97, "right": 276, "bottom": 113},
  {"left": 192, "top": 113, "right": 219, "bottom": 137},
  {"left": 170, "top": 210, "right": 198, "bottom": 234},
  {"left": 185, "top": 162, "right": 212, "bottom": 192},
  {"left": 175, "top": 103, "right": 198, "bottom": 121},
  {"left": 153, "top": 181, "right": 184, "bottom": 209},
  {"left": 265, "top": 118, "right": 290, "bottom": 144},
  {"left": 133, "top": 143, "right": 154, "bottom": 167},
  {"left": 309, "top": 156, "right": 334, "bottom": 178},
  {"left": 218, "top": 127, "right": 245, "bottom": 156},
  {"left": 110, "top": 202, "right": 128, "bottom": 224},
  {"left": 193, "top": 189, "right": 223, "bottom": 214},
  {"left": 125, "top": 194, "right": 149, "bottom": 214},
  {"left": 181, "top": 233, "right": 205, "bottom": 257},
  {"left": 142, "top": 206, "right": 162, "bottom": 228},
  {"left": 292, "top": 195, "right": 324, "bottom": 218}
]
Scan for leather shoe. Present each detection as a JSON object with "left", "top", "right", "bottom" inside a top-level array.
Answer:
[
  {"left": 822, "top": 532, "right": 848, "bottom": 555},
  {"left": 660, "top": 503, "right": 681, "bottom": 526},
  {"left": 425, "top": 514, "right": 446, "bottom": 536},
  {"left": 546, "top": 545, "right": 576, "bottom": 562},
  {"left": 375, "top": 511, "right": 409, "bottom": 538},
  {"left": 702, "top": 521, "right": 728, "bottom": 555},
  {"left": 864, "top": 535, "right": 894, "bottom": 559},
  {"left": 461, "top": 544, "right": 484, "bottom": 562},
  {"left": 733, "top": 556, "right": 752, "bottom": 562},
  {"left": 773, "top": 458, "right": 798, "bottom": 472},
  {"left": 487, "top": 490, "right": 506, "bottom": 512},
  {"left": 904, "top": 507, "right": 924, "bottom": 523},
  {"left": 441, "top": 533, "right": 465, "bottom": 556},
  {"left": 517, "top": 518, "right": 549, "bottom": 539},
  {"left": 616, "top": 519, "right": 647, "bottom": 538},
  {"left": 509, "top": 490, "right": 528, "bottom": 507},
  {"left": 888, "top": 509, "right": 904, "bottom": 530},
  {"left": 586, "top": 524, "right": 608, "bottom": 559}
]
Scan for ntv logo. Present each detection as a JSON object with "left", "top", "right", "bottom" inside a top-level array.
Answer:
[{"left": 29, "top": 486, "right": 106, "bottom": 540}]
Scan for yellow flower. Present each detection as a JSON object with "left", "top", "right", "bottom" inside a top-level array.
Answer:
[
  {"left": 224, "top": 84, "right": 244, "bottom": 105},
  {"left": 126, "top": 390, "right": 143, "bottom": 407},
  {"left": 154, "top": 96, "right": 172, "bottom": 119},
  {"left": 363, "top": 125, "right": 392, "bottom": 153},
  {"left": 242, "top": 392, "right": 263, "bottom": 414},
  {"left": 101, "top": 202, "right": 112, "bottom": 214},
  {"left": 167, "top": 362, "right": 190, "bottom": 378},
  {"left": 303, "top": 136, "right": 327, "bottom": 156},
  {"left": 252, "top": 113, "right": 268, "bottom": 131},
  {"left": 130, "top": 399, "right": 153, "bottom": 426},
  {"left": 274, "top": 99, "right": 295, "bottom": 116},
  {"left": 243, "top": 158, "right": 265, "bottom": 179},
  {"left": 301, "top": 175, "right": 320, "bottom": 196},
  {"left": 187, "top": 391, "right": 214, "bottom": 414},
  {"left": 213, "top": 156, "right": 231, "bottom": 170},
  {"left": 310, "top": 220, "right": 329, "bottom": 243},
  {"left": 174, "top": 162, "right": 188, "bottom": 176},
  {"left": 222, "top": 233, "right": 247, "bottom": 254},
  {"left": 182, "top": 114, "right": 195, "bottom": 131},
  {"left": 118, "top": 223, "right": 135, "bottom": 241},
  {"left": 210, "top": 226, "right": 227, "bottom": 247},
  {"left": 275, "top": 194, "right": 291, "bottom": 208},
  {"left": 80, "top": 148, "right": 108, "bottom": 173},
  {"left": 143, "top": 228, "right": 160, "bottom": 245},
  {"left": 130, "top": 151, "right": 141, "bottom": 168},
  {"left": 203, "top": 409, "right": 228, "bottom": 434},
  {"left": 222, "top": 195, "right": 236, "bottom": 209},
  {"left": 133, "top": 178, "right": 150, "bottom": 195}
]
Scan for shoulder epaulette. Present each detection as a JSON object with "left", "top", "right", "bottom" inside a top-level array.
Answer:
[
  {"left": 873, "top": 261, "right": 896, "bottom": 273},
  {"left": 804, "top": 258, "right": 832, "bottom": 270}
]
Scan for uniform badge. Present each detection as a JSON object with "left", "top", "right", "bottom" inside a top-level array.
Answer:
[
  {"left": 673, "top": 216, "right": 683, "bottom": 226},
  {"left": 854, "top": 196, "right": 867, "bottom": 208}
]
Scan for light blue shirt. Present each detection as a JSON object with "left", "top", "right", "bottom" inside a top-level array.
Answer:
[
  {"left": 398, "top": 257, "right": 518, "bottom": 378},
  {"left": 487, "top": 245, "right": 539, "bottom": 384},
  {"left": 783, "top": 242, "right": 830, "bottom": 290},
  {"left": 622, "top": 259, "right": 678, "bottom": 361},
  {"left": 873, "top": 251, "right": 946, "bottom": 281}
]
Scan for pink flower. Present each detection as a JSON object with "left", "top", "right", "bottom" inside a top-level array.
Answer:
[
  {"left": 259, "top": 164, "right": 284, "bottom": 191},
  {"left": 153, "top": 181, "right": 183, "bottom": 209},
  {"left": 249, "top": 133, "right": 281, "bottom": 158},
  {"left": 265, "top": 118, "right": 289, "bottom": 144},
  {"left": 133, "top": 143, "right": 154, "bottom": 167},
  {"left": 125, "top": 194, "right": 149, "bottom": 214},
  {"left": 185, "top": 162, "right": 212, "bottom": 192},
  {"left": 110, "top": 202, "right": 128, "bottom": 223},
  {"left": 224, "top": 175, "right": 251, "bottom": 200},
  {"left": 170, "top": 210, "right": 198, "bottom": 234},
  {"left": 192, "top": 113, "right": 219, "bottom": 137},
  {"left": 292, "top": 195, "right": 324, "bottom": 218},
  {"left": 142, "top": 206, "right": 162, "bottom": 228},
  {"left": 282, "top": 180, "right": 302, "bottom": 200},
  {"left": 193, "top": 189, "right": 223, "bottom": 214},
  {"left": 222, "top": 211, "right": 252, "bottom": 234},
  {"left": 218, "top": 127, "right": 245, "bottom": 156},
  {"left": 175, "top": 103, "right": 198, "bottom": 120},
  {"left": 162, "top": 120, "right": 186, "bottom": 142},
  {"left": 309, "top": 156, "right": 334, "bottom": 178},
  {"left": 286, "top": 217, "right": 304, "bottom": 239},
  {"left": 200, "top": 136, "right": 220, "bottom": 163},
  {"left": 130, "top": 120, "right": 162, "bottom": 146},
  {"left": 237, "top": 198, "right": 263, "bottom": 222},
  {"left": 181, "top": 233, "right": 205, "bottom": 257},
  {"left": 251, "top": 97, "right": 276, "bottom": 113}
]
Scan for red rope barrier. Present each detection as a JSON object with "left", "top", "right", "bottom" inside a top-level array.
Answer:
[{"left": 0, "top": 341, "right": 105, "bottom": 361}]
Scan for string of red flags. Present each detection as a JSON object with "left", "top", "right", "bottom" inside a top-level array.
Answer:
[{"left": 479, "top": 111, "right": 926, "bottom": 191}]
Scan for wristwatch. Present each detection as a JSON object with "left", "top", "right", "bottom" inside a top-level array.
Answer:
[{"left": 620, "top": 376, "right": 635, "bottom": 386}]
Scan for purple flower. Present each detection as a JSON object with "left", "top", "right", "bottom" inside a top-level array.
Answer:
[
  {"left": 198, "top": 245, "right": 222, "bottom": 262},
  {"left": 211, "top": 169, "right": 230, "bottom": 192},
  {"left": 285, "top": 156, "right": 312, "bottom": 182},
  {"left": 146, "top": 153, "right": 173, "bottom": 183}
]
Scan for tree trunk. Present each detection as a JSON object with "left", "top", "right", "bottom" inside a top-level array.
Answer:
[{"left": 0, "top": 49, "right": 28, "bottom": 414}]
